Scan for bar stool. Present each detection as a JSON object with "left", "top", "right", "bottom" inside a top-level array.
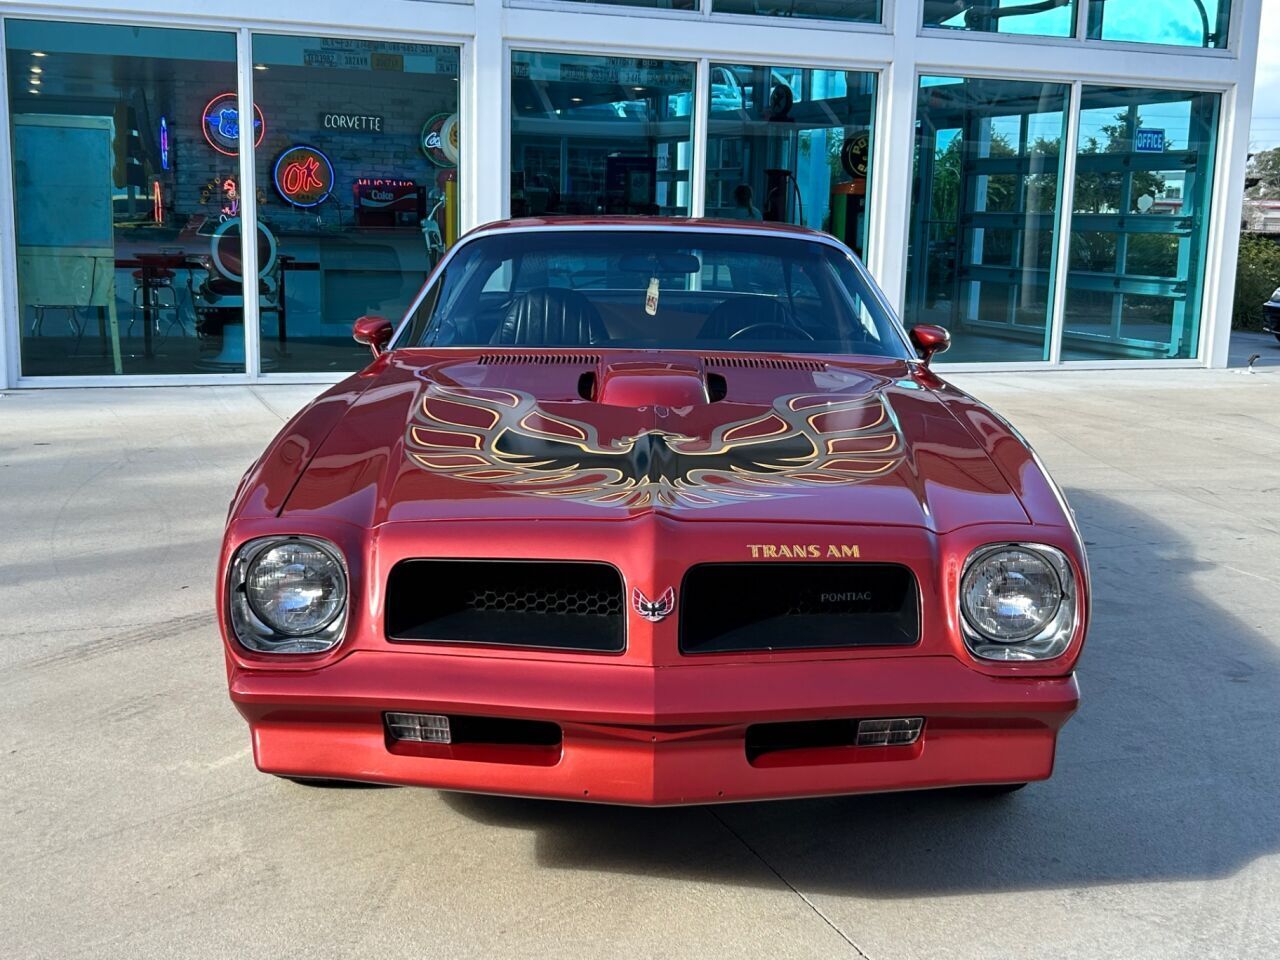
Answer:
[{"left": 128, "top": 267, "right": 181, "bottom": 339}]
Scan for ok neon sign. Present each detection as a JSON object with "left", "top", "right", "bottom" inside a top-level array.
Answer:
[
  {"left": 281, "top": 157, "right": 323, "bottom": 196},
  {"left": 272, "top": 145, "right": 334, "bottom": 208}
]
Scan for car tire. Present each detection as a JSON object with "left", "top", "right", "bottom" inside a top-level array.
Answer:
[
  {"left": 959, "top": 782, "right": 1028, "bottom": 798},
  {"left": 276, "top": 776, "right": 393, "bottom": 789}
]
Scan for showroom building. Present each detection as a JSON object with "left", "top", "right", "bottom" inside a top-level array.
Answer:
[{"left": 0, "top": 0, "right": 1262, "bottom": 386}]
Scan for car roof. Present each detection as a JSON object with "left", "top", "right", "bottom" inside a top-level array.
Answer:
[{"left": 462, "top": 216, "right": 836, "bottom": 243}]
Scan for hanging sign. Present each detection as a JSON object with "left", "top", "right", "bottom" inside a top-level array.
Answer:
[
  {"left": 320, "top": 112, "right": 385, "bottom": 133},
  {"left": 1135, "top": 128, "right": 1166, "bottom": 153},
  {"left": 159, "top": 116, "right": 170, "bottom": 171},
  {"left": 421, "top": 112, "right": 459, "bottom": 168},
  {"left": 841, "top": 132, "right": 870, "bottom": 179},
  {"left": 273, "top": 145, "right": 335, "bottom": 207},
  {"left": 296, "top": 40, "right": 456, "bottom": 75},
  {"left": 202, "top": 93, "right": 265, "bottom": 156}
]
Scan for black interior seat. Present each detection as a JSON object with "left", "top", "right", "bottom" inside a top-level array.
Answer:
[
  {"left": 490, "top": 286, "right": 609, "bottom": 346},
  {"left": 698, "top": 296, "right": 793, "bottom": 340}
]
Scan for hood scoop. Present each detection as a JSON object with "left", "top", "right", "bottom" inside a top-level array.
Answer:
[{"left": 586, "top": 360, "right": 721, "bottom": 408}]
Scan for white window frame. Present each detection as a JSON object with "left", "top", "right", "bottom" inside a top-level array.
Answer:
[{"left": 0, "top": 0, "right": 1264, "bottom": 387}]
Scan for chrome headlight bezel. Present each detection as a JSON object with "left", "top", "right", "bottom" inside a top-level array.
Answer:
[
  {"left": 959, "top": 543, "right": 1076, "bottom": 662},
  {"left": 228, "top": 536, "right": 348, "bottom": 654}
]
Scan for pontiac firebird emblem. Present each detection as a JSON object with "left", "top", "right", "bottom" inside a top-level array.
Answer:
[{"left": 632, "top": 586, "right": 675, "bottom": 623}]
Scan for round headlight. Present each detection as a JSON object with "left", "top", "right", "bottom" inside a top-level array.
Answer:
[
  {"left": 961, "top": 547, "right": 1062, "bottom": 642},
  {"left": 245, "top": 540, "right": 346, "bottom": 636}
]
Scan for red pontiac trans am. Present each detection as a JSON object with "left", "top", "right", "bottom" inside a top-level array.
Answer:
[{"left": 218, "top": 218, "right": 1089, "bottom": 804}]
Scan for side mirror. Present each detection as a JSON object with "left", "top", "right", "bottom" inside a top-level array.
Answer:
[
  {"left": 908, "top": 324, "right": 951, "bottom": 366},
  {"left": 353, "top": 315, "right": 393, "bottom": 356}
]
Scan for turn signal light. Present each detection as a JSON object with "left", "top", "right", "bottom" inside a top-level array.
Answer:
[
  {"left": 855, "top": 717, "right": 923, "bottom": 746},
  {"left": 386, "top": 712, "right": 452, "bottom": 743}
]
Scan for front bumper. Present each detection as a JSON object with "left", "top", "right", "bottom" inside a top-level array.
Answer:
[
  {"left": 1263, "top": 300, "right": 1280, "bottom": 334},
  {"left": 233, "top": 650, "right": 1079, "bottom": 805}
]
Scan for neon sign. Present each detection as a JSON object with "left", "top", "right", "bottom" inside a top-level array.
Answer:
[
  {"left": 152, "top": 181, "right": 164, "bottom": 224},
  {"left": 198, "top": 176, "right": 264, "bottom": 223},
  {"left": 159, "top": 116, "right": 170, "bottom": 171},
  {"left": 202, "top": 92, "right": 265, "bottom": 156},
  {"left": 273, "top": 145, "right": 335, "bottom": 207},
  {"left": 421, "top": 112, "right": 458, "bottom": 168}
]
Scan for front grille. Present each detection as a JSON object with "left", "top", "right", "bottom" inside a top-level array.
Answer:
[
  {"left": 680, "top": 563, "right": 919, "bottom": 654},
  {"left": 386, "top": 560, "right": 625, "bottom": 652}
]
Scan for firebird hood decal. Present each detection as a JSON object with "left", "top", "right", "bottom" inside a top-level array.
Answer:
[
  {"left": 404, "top": 384, "right": 905, "bottom": 509},
  {"left": 277, "top": 353, "right": 1034, "bottom": 530}
]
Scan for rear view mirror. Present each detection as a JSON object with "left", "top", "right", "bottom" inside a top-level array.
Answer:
[
  {"left": 353, "top": 315, "right": 393, "bottom": 356},
  {"left": 618, "top": 252, "right": 702, "bottom": 275}
]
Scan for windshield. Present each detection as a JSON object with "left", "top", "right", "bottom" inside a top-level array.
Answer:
[{"left": 397, "top": 229, "right": 911, "bottom": 358}]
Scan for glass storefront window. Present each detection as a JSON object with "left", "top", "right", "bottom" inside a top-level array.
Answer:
[
  {"left": 712, "top": 0, "right": 880, "bottom": 23},
  {"left": 559, "top": 0, "right": 696, "bottom": 8},
  {"left": 6, "top": 20, "right": 241, "bottom": 376},
  {"left": 904, "top": 76, "right": 1069, "bottom": 363},
  {"left": 1086, "top": 0, "right": 1229, "bottom": 48},
  {"left": 923, "top": 0, "right": 1076, "bottom": 38},
  {"left": 248, "top": 35, "right": 461, "bottom": 374},
  {"left": 704, "top": 65, "right": 876, "bottom": 258},
  {"left": 1062, "top": 87, "right": 1219, "bottom": 360},
  {"left": 510, "top": 51, "right": 695, "bottom": 218}
]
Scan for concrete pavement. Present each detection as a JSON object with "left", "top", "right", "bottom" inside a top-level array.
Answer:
[{"left": 2, "top": 347, "right": 1279, "bottom": 959}]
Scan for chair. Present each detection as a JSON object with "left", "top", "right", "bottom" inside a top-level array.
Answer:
[
  {"left": 128, "top": 267, "right": 184, "bottom": 340},
  {"left": 490, "top": 287, "right": 609, "bottom": 346}
]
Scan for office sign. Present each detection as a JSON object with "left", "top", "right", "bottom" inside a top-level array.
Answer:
[{"left": 1135, "top": 128, "right": 1166, "bottom": 153}]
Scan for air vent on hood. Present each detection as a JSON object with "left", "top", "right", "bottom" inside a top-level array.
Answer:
[
  {"left": 477, "top": 353, "right": 601, "bottom": 366},
  {"left": 701, "top": 355, "right": 826, "bottom": 371}
]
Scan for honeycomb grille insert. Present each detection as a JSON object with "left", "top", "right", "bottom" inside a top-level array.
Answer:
[
  {"left": 386, "top": 560, "right": 625, "bottom": 652},
  {"left": 464, "top": 584, "right": 621, "bottom": 617}
]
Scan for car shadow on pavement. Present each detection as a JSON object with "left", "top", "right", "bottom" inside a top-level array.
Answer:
[{"left": 443, "top": 488, "right": 1280, "bottom": 894}]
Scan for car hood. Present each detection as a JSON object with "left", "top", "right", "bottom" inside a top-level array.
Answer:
[{"left": 280, "top": 349, "right": 1030, "bottom": 532}]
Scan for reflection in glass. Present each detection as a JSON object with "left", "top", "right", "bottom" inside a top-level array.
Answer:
[
  {"left": 705, "top": 65, "right": 876, "bottom": 258},
  {"left": 712, "top": 0, "right": 880, "bottom": 22},
  {"left": 249, "top": 35, "right": 461, "bottom": 374},
  {"left": 6, "top": 20, "right": 240, "bottom": 376},
  {"left": 1062, "top": 87, "right": 1219, "bottom": 360},
  {"left": 904, "top": 76, "right": 1069, "bottom": 363},
  {"left": 1086, "top": 0, "right": 1229, "bottom": 48},
  {"left": 558, "top": 0, "right": 695, "bottom": 7},
  {"left": 510, "top": 51, "right": 695, "bottom": 218},
  {"left": 923, "top": 0, "right": 1075, "bottom": 37}
]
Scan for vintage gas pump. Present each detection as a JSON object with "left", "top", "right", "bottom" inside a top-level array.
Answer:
[{"left": 830, "top": 132, "right": 870, "bottom": 259}]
